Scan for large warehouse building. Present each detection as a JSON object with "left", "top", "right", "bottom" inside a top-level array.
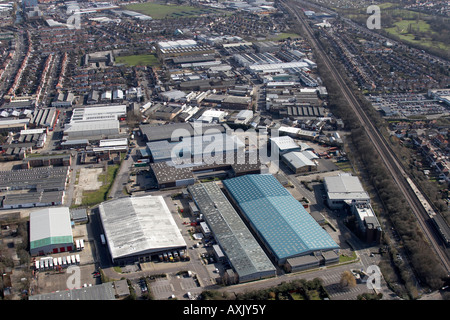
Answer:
[
  {"left": 188, "top": 182, "right": 276, "bottom": 283},
  {"left": 146, "top": 132, "right": 245, "bottom": 164},
  {"left": 98, "top": 195, "right": 187, "bottom": 265},
  {"left": 30, "top": 207, "right": 74, "bottom": 256},
  {"left": 323, "top": 173, "right": 370, "bottom": 209},
  {"left": 64, "top": 120, "right": 120, "bottom": 138},
  {"left": 70, "top": 105, "right": 126, "bottom": 123},
  {"left": 223, "top": 174, "right": 339, "bottom": 268}
]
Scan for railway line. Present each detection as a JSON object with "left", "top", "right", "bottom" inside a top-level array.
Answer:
[{"left": 280, "top": 0, "right": 450, "bottom": 275}]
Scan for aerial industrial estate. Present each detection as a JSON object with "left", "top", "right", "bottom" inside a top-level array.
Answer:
[{"left": 0, "top": 0, "right": 449, "bottom": 303}]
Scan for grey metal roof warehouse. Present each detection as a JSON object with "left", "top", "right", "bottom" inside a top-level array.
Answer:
[
  {"left": 0, "top": 166, "right": 69, "bottom": 191},
  {"left": 64, "top": 120, "right": 120, "bottom": 138},
  {"left": 150, "top": 161, "right": 195, "bottom": 186},
  {"left": 323, "top": 174, "right": 370, "bottom": 204},
  {"left": 188, "top": 182, "right": 276, "bottom": 282},
  {"left": 140, "top": 122, "right": 194, "bottom": 142},
  {"left": 140, "top": 122, "right": 226, "bottom": 143},
  {"left": 98, "top": 195, "right": 187, "bottom": 262},
  {"left": 2, "top": 190, "right": 64, "bottom": 209},
  {"left": 282, "top": 151, "right": 316, "bottom": 170},
  {"left": 147, "top": 132, "right": 245, "bottom": 164},
  {"left": 29, "top": 283, "right": 116, "bottom": 300}
]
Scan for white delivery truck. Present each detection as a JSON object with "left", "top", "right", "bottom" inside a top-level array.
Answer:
[
  {"left": 76, "top": 239, "right": 81, "bottom": 251},
  {"left": 71, "top": 255, "right": 76, "bottom": 264},
  {"left": 80, "top": 239, "right": 85, "bottom": 250}
]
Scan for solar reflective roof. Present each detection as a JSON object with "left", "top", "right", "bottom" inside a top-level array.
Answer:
[{"left": 223, "top": 174, "right": 339, "bottom": 261}]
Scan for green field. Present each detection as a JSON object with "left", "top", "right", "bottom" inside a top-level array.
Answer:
[
  {"left": 124, "top": 2, "right": 227, "bottom": 20},
  {"left": 115, "top": 54, "right": 160, "bottom": 67},
  {"left": 385, "top": 19, "right": 450, "bottom": 51},
  {"left": 269, "top": 32, "right": 301, "bottom": 41},
  {"left": 340, "top": 4, "right": 450, "bottom": 53}
]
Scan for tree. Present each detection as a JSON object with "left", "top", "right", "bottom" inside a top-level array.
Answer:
[{"left": 340, "top": 271, "right": 357, "bottom": 289}]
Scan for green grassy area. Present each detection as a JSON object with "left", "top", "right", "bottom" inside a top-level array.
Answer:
[
  {"left": 269, "top": 32, "right": 301, "bottom": 41},
  {"left": 123, "top": 2, "right": 227, "bottom": 20},
  {"left": 289, "top": 292, "right": 305, "bottom": 300},
  {"left": 385, "top": 19, "right": 450, "bottom": 51},
  {"left": 335, "top": 161, "right": 354, "bottom": 173},
  {"left": 377, "top": 2, "right": 398, "bottom": 9},
  {"left": 81, "top": 164, "right": 120, "bottom": 206},
  {"left": 339, "top": 251, "right": 357, "bottom": 263},
  {"left": 307, "top": 290, "right": 321, "bottom": 300},
  {"left": 113, "top": 266, "right": 122, "bottom": 273},
  {"left": 115, "top": 54, "right": 160, "bottom": 67},
  {"left": 340, "top": 4, "right": 449, "bottom": 52}
]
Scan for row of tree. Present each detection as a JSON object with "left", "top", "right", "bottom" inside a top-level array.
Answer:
[
  {"left": 314, "top": 34, "right": 447, "bottom": 294},
  {"left": 201, "top": 278, "right": 329, "bottom": 300}
]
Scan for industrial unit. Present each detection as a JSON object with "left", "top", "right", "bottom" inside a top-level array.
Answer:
[
  {"left": 188, "top": 182, "right": 276, "bottom": 283},
  {"left": 70, "top": 105, "right": 126, "bottom": 123},
  {"left": 0, "top": 166, "right": 69, "bottom": 192},
  {"left": 30, "top": 107, "right": 57, "bottom": 128},
  {"left": 21, "top": 154, "right": 71, "bottom": 169},
  {"left": 147, "top": 132, "right": 245, "bottom": 164},
  {"left": 98, "top": 195, "right": 187, "bottom": 265},
  {"left": 282, "top": 151, "right": 317, "bottom": 174},
  {"left": 323, "top": 174, "right": 371, "bottom": 209},
  {"left": 269, "top": 135, "right": 301, "bottom": 155},
  {"left": 150, "top": 162, "right": 195, "bottom": 189},
  {"left": 223, "top": 174, "right": 340, "bottom": 267},
  {"left": 29, "top": 207, "right": 74, "bottom": 256},
  {"left": 149, "top": 152, "right": 261, "bottom": 189},
  {"left": 139, "top": 122, "right": 227, "bottom": 143},
  {"left": 64, "top": 120, "right": 120, "bottom": 138},
  {"left": 29, "top": 282, "right": 116, "bottom": 300},
  {"left": 157, "top": 39, "right": 215, "bottom": 60},
  {"left": 2, "top": 190, "right": 64, "bottom": 209}
]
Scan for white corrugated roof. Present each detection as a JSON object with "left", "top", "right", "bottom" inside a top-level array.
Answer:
[
  {"left": 99, "top": 196, "right": 187, "bottom": 261},
  {"left": 324, "top": 174, "right": 370, "bottom": 200},
  {"left": 270, "top": 135, "right": 299, "bottom": 151},
  {"left": 30, "top": 207, "right": 73, "bottom": 242},
  {"left": 283, "top": 151, "right": 316, "bottom": 168}
]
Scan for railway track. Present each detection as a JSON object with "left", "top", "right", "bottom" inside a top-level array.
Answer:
[{"left": 281, "top": 0, "right": 450, "bottom": 274}]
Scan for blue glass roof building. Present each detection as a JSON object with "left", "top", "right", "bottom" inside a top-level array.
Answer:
[{"left": 223, "top": 174, "right": 339, "bottom": 265}]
